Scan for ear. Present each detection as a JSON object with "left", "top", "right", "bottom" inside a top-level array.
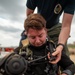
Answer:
[
  {"left": 24, "top": 31, "right": 27, "bottom": 35},
  {"left": 45, "top": 28, "right": 47, "bottom": 33},
  {"left": 44, "top": 28, "right": 47, "bottom": 37}
]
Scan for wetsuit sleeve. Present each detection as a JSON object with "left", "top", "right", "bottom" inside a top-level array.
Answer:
[
  {"left": 64, "top": 0, "right": 75, "bottom": 14},
  {"left": 26, "top": 0, "right": 37, "bottom": 10},
  {"left": 58, "top": 51, "right": 75, "bottom": 75}
]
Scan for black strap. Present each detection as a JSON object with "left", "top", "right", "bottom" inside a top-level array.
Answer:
[{"left": 57, "top": 43, "right": 65, "bottom": 48}]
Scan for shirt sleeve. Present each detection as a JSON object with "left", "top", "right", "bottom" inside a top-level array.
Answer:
[
  {"left": 26, "top": 0, "right": 37, "bottom": 10},
  {"left": 64, "top": 0, "right": 75, "bottom": 15}
]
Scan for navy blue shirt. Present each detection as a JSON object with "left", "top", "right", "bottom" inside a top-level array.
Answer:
[{"left": 26, "top": 0, "right": 75, "bottom": 28}]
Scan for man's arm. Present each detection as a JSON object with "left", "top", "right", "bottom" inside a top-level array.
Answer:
[
  {"left": 51, "top": 13, "right": 74, "bottom": 64},
  {"left": 58, "top": 13, "right": 73, "bottom": 45},
  {"left": 26, "top": 8, "right": 34, "bottom": 16}
]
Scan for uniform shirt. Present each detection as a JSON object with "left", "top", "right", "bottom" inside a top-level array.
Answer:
[{"left": 26, "top": 0, "right": 75, "bottom": 28}]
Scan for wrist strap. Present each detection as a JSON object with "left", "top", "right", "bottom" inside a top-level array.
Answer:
[{"left": 57, "top": 43, "right": 65, "bottom": 48}]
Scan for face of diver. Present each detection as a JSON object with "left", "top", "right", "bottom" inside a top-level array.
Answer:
[{"left": 26, "top": 28, "right": 47, "bottom": 47}]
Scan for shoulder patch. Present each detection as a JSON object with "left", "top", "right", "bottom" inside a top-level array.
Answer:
[{"left": 21, "top": 38, "right": 29, "bottom": 47}]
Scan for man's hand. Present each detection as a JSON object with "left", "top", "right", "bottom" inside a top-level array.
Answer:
[{"left": 48, "top": 45, "right": 63, "bottom": 64}]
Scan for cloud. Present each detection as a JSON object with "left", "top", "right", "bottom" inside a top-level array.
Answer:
[
  {"left": 68, "top": 23, "right": 75, "bottom": 44},
  {"left": 0, "top": 25, "right": 21, "bottom": 33},
  {"left": 0, "top": 0, "right": 75, "bottom": 47},
  {"left": 72, "top": 14, "right": 75, "bottom": 24},
  {"left": 0, "top": 0, "right": 26, "bottom": 47},
  {"left": 0, "top": 0, "right": 26, "bottom": 22},
  {"left": 0, "top": 31, "right": 20, "bottom": 47},
  {"left": 0, "top": 18, "right": 22, "bottom": 47}
]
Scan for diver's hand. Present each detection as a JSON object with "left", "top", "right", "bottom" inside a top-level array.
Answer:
[{"left": 48, "top": 45, "right": 63, "bottom": 64}]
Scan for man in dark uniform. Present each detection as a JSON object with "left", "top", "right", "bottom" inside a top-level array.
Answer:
[{"left": 19, "top": 0, "right": 75, "bottom": 64}]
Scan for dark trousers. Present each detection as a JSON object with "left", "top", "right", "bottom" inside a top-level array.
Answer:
[{"left": 47, "top": 23, "right": 69, "bottom": 56}]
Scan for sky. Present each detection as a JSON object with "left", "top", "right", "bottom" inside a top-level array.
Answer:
[{"left": 0, "top": 0, "right": 75, "bottom": 47}]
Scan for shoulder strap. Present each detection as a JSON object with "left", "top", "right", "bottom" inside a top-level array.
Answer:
[
  {"left": 46, "top": 38, "right": 56, "bottom": 61},
  {"left": 47, "top": 36, "right": 56, "bottom": 49},
  {"left": 15, "top": 45, "right": 33, "bottom": 61}
]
